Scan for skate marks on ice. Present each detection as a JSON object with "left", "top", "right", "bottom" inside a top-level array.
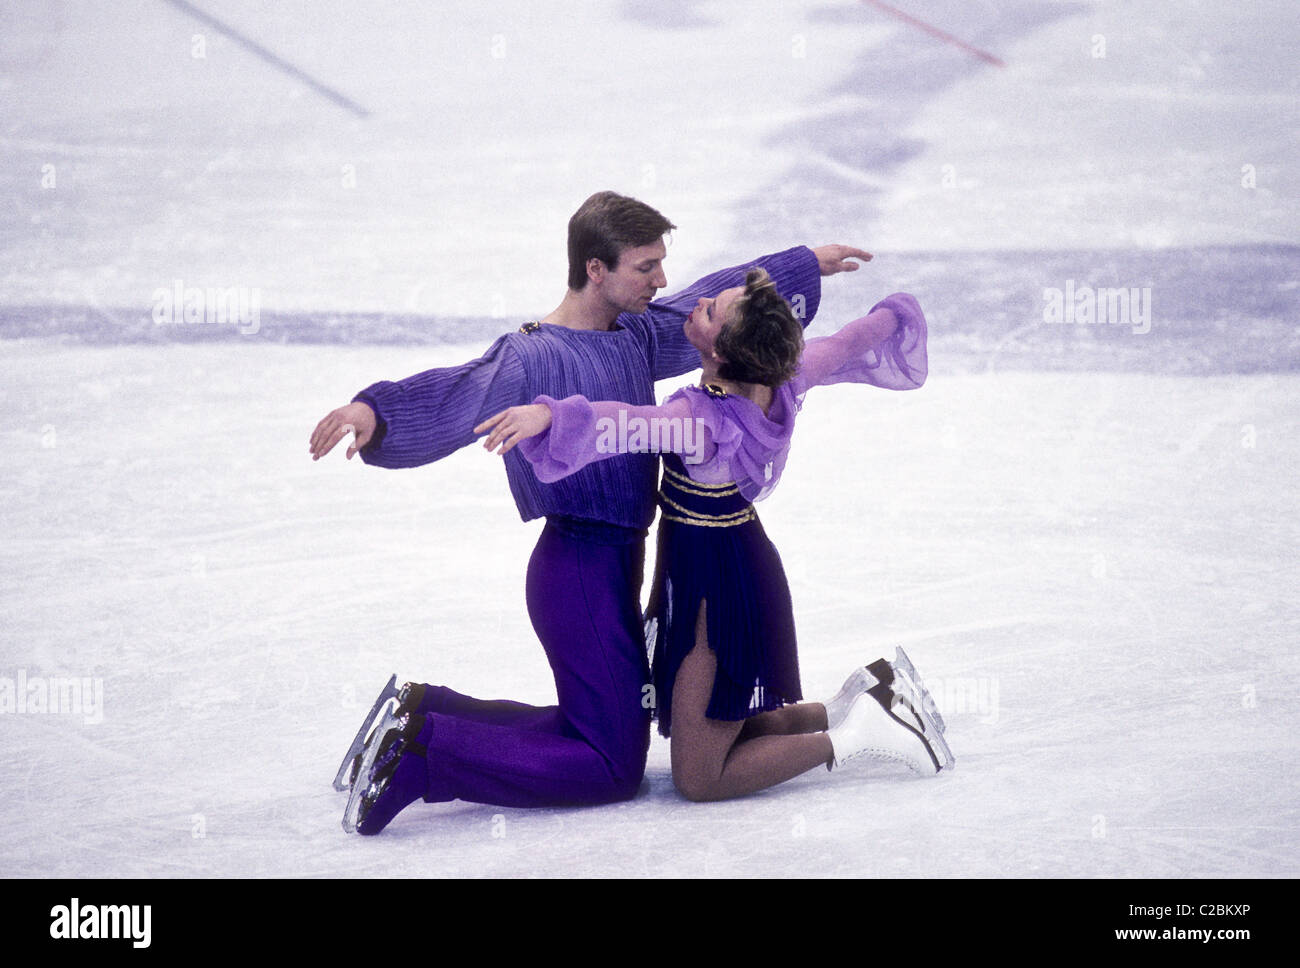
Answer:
[
  {"left": 3, "top": 343, "right": 1297, "bottom": 876},
  {"left": 1, "top": 714, "right": 216, "bottom": 876},
  {"left": 857, "top": 0, "right": 1007, "bottom": 69},
  {"left": 755, "top": 370, "right": 1299, "bottom": 874},
  {"left": 159, "top": 0, "right": 371, "bottom": 118},
  {"left": 733, "top": 0, "right": 1298, "bottom": 259},
  {"left": 724, "top": 0, "right": 1085, "bottom": 256},
  {"left": 820, "top": 246, "right": 1300, "bottom": 377},
  {"left": 9, "top": 246, "right": 1294, "bottom": 381}
]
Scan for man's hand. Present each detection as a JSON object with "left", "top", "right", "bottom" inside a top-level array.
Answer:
[
  {"left": 474, "top": 404, "right": 553, "bottom": 456},
  {"left": 812, "top": 245, "right": 873, "bottom": 276},
  {"left": 310, "top": 401, "right": 376, "bottom": 461}
]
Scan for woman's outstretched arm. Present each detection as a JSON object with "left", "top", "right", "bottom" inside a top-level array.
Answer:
[
  {"left": 476, "top": 394, "right": 711, "bottom": 482},
  {"left": 791, "top": 292, "right": 929, "bottom": 395}
]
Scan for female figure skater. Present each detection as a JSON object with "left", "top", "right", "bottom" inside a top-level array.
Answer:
[{"left": 476, "top": 269, "right": 954, "bottom": 801}]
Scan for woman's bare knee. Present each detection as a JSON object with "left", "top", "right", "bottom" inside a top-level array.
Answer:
[
  {"left": 670, "top": 718, "right": 741, "bottom": 803},
  {"left": 672, "top": 763, "right": 721, "bottom": 803}
]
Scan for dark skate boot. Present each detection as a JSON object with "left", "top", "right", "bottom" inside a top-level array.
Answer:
[
  {"left": 348, "top": 713, "right": 431, "bottom": 836},
  {"left": 333, "top": 678, "right": 428, "bottom": 790}
]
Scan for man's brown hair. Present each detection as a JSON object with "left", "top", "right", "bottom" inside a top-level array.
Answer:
[{"left": 567, "top": 191, "right": 676, "bottom": 291}]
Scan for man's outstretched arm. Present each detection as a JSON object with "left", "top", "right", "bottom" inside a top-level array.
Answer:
[
  {"left": 309, "top": 334, "right": 527, "bottom": 468},
  {"left": 645, "top": 244, "right": 871, "bottom": 380}
]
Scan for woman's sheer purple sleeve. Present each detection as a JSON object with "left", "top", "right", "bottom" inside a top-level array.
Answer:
[
  {"left": 791, "top": 292, "right": 928, "bottom": 395},
  {"left": 517, "top": 394, "right": 709, "bottom": 483}
]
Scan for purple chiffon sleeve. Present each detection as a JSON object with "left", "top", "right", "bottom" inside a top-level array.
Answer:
[
  {"left": 791, "top": 292, "right": 928, "bottom": 395},
  {"left": 517, "top": 394, "right": 708, "bottom": 483}
]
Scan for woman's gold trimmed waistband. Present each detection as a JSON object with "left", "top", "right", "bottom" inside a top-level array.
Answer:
[
  {"left": 661, "top": 464, "right": 739, "bottom": 496},
  {"left": 657, "top": 490, "right": 755, "bottom": 527}
]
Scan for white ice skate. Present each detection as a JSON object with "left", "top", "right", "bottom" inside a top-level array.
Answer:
[
  {"left": 823, "top": 666, "right": 879, "bottom": 731},
  {"left": 823, "top": 648, "right": 947, "bottom": 735},
  {"left": 826, "top": 680, "right": 954, "bottom": 775}
]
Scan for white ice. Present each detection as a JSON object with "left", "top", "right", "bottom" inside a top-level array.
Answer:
[{"left": 0, "top": 0, "right": 1297, "bottom": 877}]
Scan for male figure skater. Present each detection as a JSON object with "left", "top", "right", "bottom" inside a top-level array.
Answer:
[{"left": 308, "top": 191, "right": 872, "bottom": 833}]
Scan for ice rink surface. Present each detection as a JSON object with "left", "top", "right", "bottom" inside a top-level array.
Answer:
[{"left": 1, "top": 0, "right": 1297, "bottom": 877}]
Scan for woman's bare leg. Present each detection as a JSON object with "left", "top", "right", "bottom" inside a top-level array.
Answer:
[
  {"left": 737, "top": 702, "right": 828, "bottom": 739},
  {"left": 670, "top": 602, "right": 833, "bottom": 802}
]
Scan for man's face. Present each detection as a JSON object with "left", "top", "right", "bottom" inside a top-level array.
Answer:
[{"left": 596, "top": 239, "right": 668, "bottom": 313}]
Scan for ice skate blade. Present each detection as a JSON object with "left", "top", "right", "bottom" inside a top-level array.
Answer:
[
  {"left": 892, "top": 647, "right": 947, "bottom": 735},
  {"left": 348, "top": 729, "right": 403, "bottom": 789},
  {"left": 342, "top": 701, "right": 399, "bottom": 833},
  {"left": 886, "top": 680, "right": 955, "bottom": 772},
  {"left": 332, "top": 674, "right": 399, "bottom": 791}
]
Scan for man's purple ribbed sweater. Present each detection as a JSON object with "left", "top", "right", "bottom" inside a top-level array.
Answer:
[{"left": 352, "top": 246, "right": 822, "bottom": 529}]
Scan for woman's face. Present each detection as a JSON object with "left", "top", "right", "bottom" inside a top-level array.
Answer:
[{"left": 685, "top": 285, "right": 744, "bottom": 361}]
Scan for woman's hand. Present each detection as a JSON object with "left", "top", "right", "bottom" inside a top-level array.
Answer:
[
  {"left": 474, "top": 404, "right": 553, "bottom": 455},
  {"left": 310, "top": 401, "right": 376, "bottom": 461}
]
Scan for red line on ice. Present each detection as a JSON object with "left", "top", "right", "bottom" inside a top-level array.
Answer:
[{"left": 858, "top": 0, "right": 1006, "bottom": 68}]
